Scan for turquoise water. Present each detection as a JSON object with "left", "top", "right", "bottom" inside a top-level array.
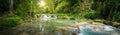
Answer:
[{"left": 0, "top": 19, "right": 120, "bottom": 35}]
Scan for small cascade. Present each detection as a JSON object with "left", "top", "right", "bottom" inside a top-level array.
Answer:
[
  {"left": 40, "top": 14, "right": 52, "bottom": 22},
  {"left": 77, "top": 22, "right": 120, "bottom": 35},
  {"left": 79, "top": 25, "right": 111, "bottom": 35}
]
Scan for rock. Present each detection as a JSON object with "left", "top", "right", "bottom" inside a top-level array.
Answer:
[
  {"left": 35, "top": 32, "right": 43, "bottom": 35},
  {"left": 18, "top": 32, "right": 29, "bottom": 35},
  {"left": 67, "top": 27, "right": 80, "bottom": 33},
  {"left": 92, "top": 22, "right": 103, "bottom": 25},
  {"left": 103, "top": 21, "right": 113, "bottom": 26},
  {"left": 94, "top": 19, "right": 105, "bottom": 23},
  {"left": 55, "top": 27, "right": 68, "bottom": 32}
]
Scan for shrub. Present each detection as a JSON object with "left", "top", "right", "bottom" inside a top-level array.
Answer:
[
  {"left": 81, "top": 11, "right": 102, "bottom": 19},
  {"left": 0, "top": 16, "right": 21, "bottom": 30},
  {"left": 70, "top": 11, "right": 102, "bottom": 20},
  {"left": 112, "top": 12, "right": 120, "bottom": 22}
]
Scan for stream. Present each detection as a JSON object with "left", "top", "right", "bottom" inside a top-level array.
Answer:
[{"left": 0, "top": 14, "right": 120, "bottom": 35}]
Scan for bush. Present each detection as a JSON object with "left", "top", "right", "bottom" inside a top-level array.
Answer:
[
  {"left": 70, "top": 11, "right": 102, "bottom": 20},
  {"left": 0, "top": 16, "right": 21, "bottom": 30},
  {"left": 81, "top": 11, "right": 102, "bottom": 19},
  {"left": 57, "top": 14, "right": 70, "bottom": 19},
  {"left": 112, "top": 12, "right": 120, "bottom": 22}
]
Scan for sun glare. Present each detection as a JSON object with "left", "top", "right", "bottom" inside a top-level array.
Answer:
[{"left": 38, "top": 0, "right": 45, "bottom": 6}]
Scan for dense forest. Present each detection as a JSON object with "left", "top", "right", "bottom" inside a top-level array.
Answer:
[{"left": 0, "top": 0, "right": 120, "bottom": 35}]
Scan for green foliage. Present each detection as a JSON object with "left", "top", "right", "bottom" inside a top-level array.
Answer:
[
  {"left": 54, "top": 1, "right": 70, "bottom": 13},
  {"left": 70, "top": 3, "right": 80, "bottom": 14},
  {"left": 14, "top": 0, "right": 31, "bottom": 16},
  {"left": 0, "top": 16, "right": 21, "bottom": 30},
  {"left": 13, "top": 0, "right": 39, "bottom": 22},
  {"left": 81, "top": 12, "right": 101, "bottom": 19},
  {"left": 112, "top": 12, "right": 120, "bottom": 22},
  {"left": 57, "top": 14, "right": 69, "bottom": 19},
  {"left": 70, "top": 11, "right": 102, "bottom": 20},
  {"left": 92, "top": 0, "right": 120, "bottom": 21},
  {"left": 1, "top": 0, "right": 120, "bottom": 30}
]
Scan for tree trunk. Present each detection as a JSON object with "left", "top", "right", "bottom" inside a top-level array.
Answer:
[
  {"left": 30, "top": 1, "right": 32, "bottom": 16},
  {"left": 9, "top": 0, "right": 13, "bottom": 15}
]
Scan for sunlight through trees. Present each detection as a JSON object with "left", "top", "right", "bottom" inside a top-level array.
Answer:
[{"left": 38, "top": 0, "right": 45, "bottom": 7}]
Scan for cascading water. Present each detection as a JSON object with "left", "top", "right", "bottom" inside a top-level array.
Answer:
[
  {"left": 78, "top": 22, "right": 120, "bottom": 35},
  {"left": 79, "top": 25, "right": 111, "bottom": 35}
]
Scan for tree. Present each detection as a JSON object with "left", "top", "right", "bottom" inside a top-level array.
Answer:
[
  {"left": 9, "top": 0, "right": 13, "bottom": 15},
  {"left": 92, "top": 0, "right": 120, "bottom": 21}
]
